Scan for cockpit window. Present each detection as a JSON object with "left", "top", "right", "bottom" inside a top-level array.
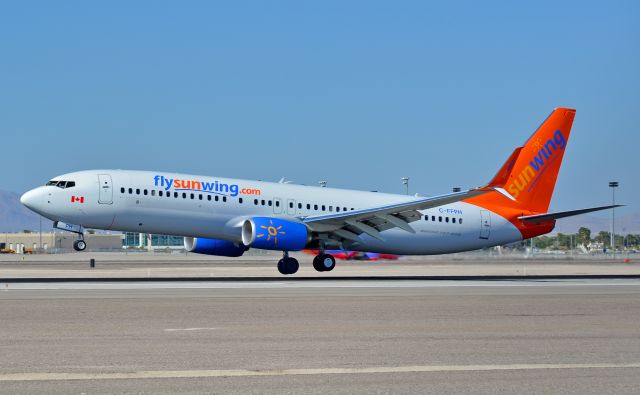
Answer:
[{"left": 46, "top": 180, "right": 76, "bottom": 189}]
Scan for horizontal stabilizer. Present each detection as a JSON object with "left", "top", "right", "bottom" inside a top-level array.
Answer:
[{"left": 518, "top": 205, "right": 623, "bottom": 224}]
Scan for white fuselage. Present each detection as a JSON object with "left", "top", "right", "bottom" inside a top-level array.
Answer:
[{"left": 21, "top": 170, "right": 523, "bottom": 254}]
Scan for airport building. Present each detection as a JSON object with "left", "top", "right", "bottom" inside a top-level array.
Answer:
[
  {"left": 0, "top": 232, "right": 123, "bottom": 253},
  {"left": 1, "top": 232, "right": 184, "bottom": 253},
  {"left": 122, "top": 232, "right": 184, "bottom": 249}
]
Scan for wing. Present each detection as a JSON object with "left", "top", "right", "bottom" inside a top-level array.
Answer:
[{"left": 302, "top": 186, "right": 506, "bottom": 246}]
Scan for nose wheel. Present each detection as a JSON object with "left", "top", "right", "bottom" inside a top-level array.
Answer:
[
  {"left": 73, "top": 239, "right": 87, "bottom": 251},
  {"left": 313, "top": 253, "right": 336, "bottom": 272},
  {"left": 277, "top": 252, "right": 299, "bottom": 275}
]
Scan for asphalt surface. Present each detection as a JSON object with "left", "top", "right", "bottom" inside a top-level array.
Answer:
[{"left": 1, "top": 279, "right": 640, "bottom": 394}]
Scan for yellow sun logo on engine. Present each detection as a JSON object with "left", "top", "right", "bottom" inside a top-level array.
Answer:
[{"left": 257, "top": 219, "right": 286, "bottom": 245}]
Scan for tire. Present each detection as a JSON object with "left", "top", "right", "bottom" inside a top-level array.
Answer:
[
  {"left": 278, "top": 257, "right": 299, "bottom": 275},
  {"left": 313, "top": 254, "right": 336, "bottom": 272},
  {"left": 73, "top": 240, "right": 87, "bottom": 252}
]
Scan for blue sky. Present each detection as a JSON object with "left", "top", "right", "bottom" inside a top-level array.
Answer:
[{"left": 1, "top": 1, "right": 638, "bottom": 216}]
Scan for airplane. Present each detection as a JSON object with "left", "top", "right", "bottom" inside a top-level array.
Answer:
[{"left": 20, "top": 107, "right": 620, "bottom": 275}]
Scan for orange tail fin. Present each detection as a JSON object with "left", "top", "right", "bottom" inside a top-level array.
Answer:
[
  {"left": 504, "top": 107, "right": 576, "bottom": 212},
  {"left": 465, "top": 108, "right": 576, "bottom": 239}
]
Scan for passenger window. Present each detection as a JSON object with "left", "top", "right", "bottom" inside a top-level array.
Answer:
[
  {"left": 128, "top": 188, "right": 133, "bottom": 194},
  {"left": 329, "top": 206, "right": 333, "bottom": 212},
  {"left": 254, "top": 199, "right": 258, "bottom": 205},
  {"left": 275, "top": 201, "right": 280, "bottom": 207},
  {"left": 289, "top": 202, "right": 294, "bottom": 209},
  {"left": 314, "top": 204, "right": 318, "bottom": 210},
  {"left": 182, "top": 193, "right": 186, "bottom": 199},
  {"left": 459, "top": 218, "right": 463, "bottom": 224},
  {"left": 268, "top": 200, "right": 272, "bottom": 206},
  {"left": 307, "top": 204, "right": 311, "bottom": 210},
  {"left": 439, "top": 216, "right": 442, "bottom": 222},
  {"left": 336, "top": 207, "right": 340, "bottom": 212},
  {"left": 215, "top": 196, "right": 219, "bottom": 201},
  {"left": 151, "top": 190, "right": 155, "bottom": 196},
  {"left": 432, "top": 215, "right": 436, "bottom": 221},
  {"left": 159, "top": 190, "right": 163, "bottom": 197},
  {"left": 207, "top": 195, "right": 211, "bottom": 201},
  {"left": 322, "top": 205, "right": 326, "bottom": 211},
  {"left": 136, "top": 189, "right": 140, "bottom": 195},
  {"left": 145, "top": 189, "right": 149, "bottom": 195},
  {"left": 452, "top": 218, "right": 456, "bottom": 224},
  {"left": 261, "top": 199, "right": 266, "bottom": 206},
  {"left": 174, "top": 192, "right": 178, "bottom": 198},
  {"left": 343, "top": 207, "right": 347, "bottom": 212},
  {"left": 446, "top": 217, "right": 449, "bottom": 223},
  {"left": 223, "top": 196, "right": 227, "bottom": 202},
  {"left": 351, "top": 208, "right": 354, "bottom": 211},
  {"left": 120, "top": 187, "right": 125, "bottom": 193},
  {"left": 298, "top": 203, "right": 302, "bottom": 209},
  {"left": 199, "top": 194, "right": 203, "bottom": 200},
  {"left": 190, "top": 193, "right": 194, "bottom": 199},
  {"left": 239, "top": 198, "right": 243, "bottom": 204},
  {"left": 425, "top": 215, "right": 428, "bottom": 221}
]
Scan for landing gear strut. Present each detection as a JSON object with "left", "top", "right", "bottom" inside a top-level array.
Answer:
[
  {"left": 313, "top": 253, "right": 336, "bottom": 272},
  {"left": 277, "top": 251, "right": 299, "bottom": 275}
]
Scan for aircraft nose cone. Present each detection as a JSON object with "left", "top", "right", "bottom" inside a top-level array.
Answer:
[{"left": 20, "top": 188, "right": 42, "bottom": 212}]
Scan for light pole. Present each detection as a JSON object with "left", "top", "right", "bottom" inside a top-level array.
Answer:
[
  {"left": 609, "top": 181, "right": 618, "bottom": 258},
  {"left": 401, "top": 177, "right": 409, "bottom": 195}
]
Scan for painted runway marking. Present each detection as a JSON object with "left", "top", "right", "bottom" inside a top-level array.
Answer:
[
  {"left": 2, "top": 279, "right": 640, "bottom": 290},
  {"left": 1, "top": 363, "right": 640, "bottom": 382},
  {"left": 164, "top": 327, "right": 218, "bottom": 332}
]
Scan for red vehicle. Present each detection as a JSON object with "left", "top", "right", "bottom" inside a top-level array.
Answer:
[{"left": 303, "top": 250, "right": 399, "bottom": 261}]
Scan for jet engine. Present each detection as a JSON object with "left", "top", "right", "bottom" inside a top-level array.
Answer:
[
  {"left": 184, "top": 237, "right": 247, "bottom": 257},
  {"left": 241, "top": 217, "right": 309, "bottom": 251}
]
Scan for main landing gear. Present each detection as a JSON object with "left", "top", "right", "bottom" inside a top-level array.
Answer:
[
  {"left": 278, "top": 251, "right": 299, "bottom": 275},
  {"left": 276, "top": 251, "right": 336, "bottom": 275},
  {"left": 313, "top": 253, "right": 336, "bottom": 272}
]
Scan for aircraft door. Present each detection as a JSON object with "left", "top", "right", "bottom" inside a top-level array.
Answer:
[
  {"left": 98, "top": 174, "right": 113, "bottom": 204},
  {"left": 286, "top": 199, "right": 296, "bottom": 215},
  {"left": 479, "top": 210, "right": 491, "bottom": 239}
]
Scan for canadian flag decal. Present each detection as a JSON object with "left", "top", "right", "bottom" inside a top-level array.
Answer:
[{"left": 71, "top": 196, "right": 85, "bottom": 203}]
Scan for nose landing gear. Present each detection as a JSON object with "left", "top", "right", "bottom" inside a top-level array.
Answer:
[
  {"left": 54, "top": 221, "right": 87, "bottom": 252},
  {"left": 313, "top": 253, "right": 336, "bottom": 272},
  {"left": 277, "top": 251, "right": 299, "bottom": 275}
]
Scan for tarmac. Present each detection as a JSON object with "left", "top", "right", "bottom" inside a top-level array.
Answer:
[{"left": 1, "top": 254, "right": 640, "bottom": 394}]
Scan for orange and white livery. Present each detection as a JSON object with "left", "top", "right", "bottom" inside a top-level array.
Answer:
[{"left": 21, "top": 108, "right": 618, "bottom": 274}]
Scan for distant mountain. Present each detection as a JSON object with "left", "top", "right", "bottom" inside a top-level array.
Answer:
[{"left": 0, "top": 190, "right": 53, "bottom": 232}]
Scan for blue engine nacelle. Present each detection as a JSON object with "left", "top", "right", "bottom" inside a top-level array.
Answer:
[
  {"left": 184, "top": 237, "right": 247, "bottom": 257},
  {"left": 241, "top": 217, "right": 309, "bottom": 251}
]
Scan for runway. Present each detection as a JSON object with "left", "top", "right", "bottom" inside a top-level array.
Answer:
[{"left": 1, "top": 278, "right": 640, "bottom": 393}]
